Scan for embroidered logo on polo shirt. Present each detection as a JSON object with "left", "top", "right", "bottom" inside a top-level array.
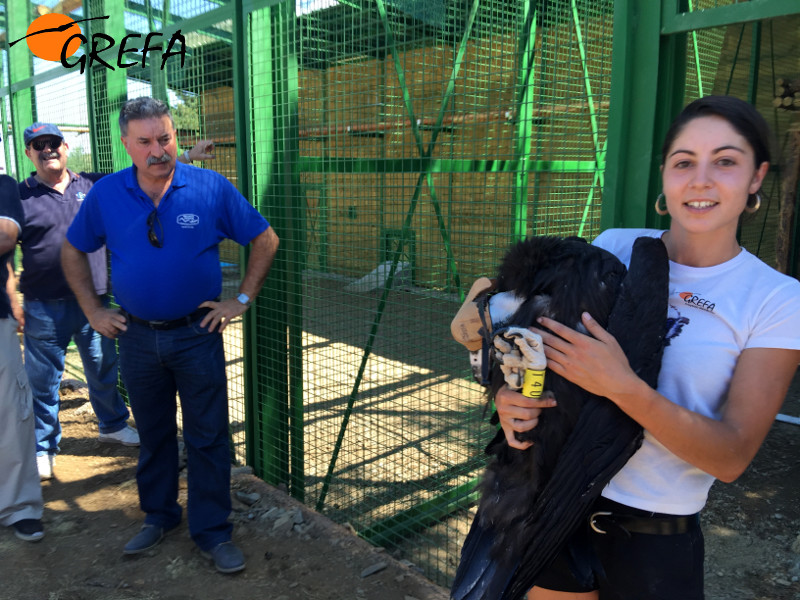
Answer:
[
  {"left": 177, "top": 214, "right": 199, "bottom": 228},
  {"left": 679, "top": 291, "right": 715, "bottom": 312},
  {"left": 76, "top": 192, "right": 86, "bottom": 201}
]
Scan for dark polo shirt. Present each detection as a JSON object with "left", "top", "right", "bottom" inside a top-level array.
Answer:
[
  {"left": 19, "top": 170, "right": 108, "bottom": 300},
  {"left": 1, "top": 175, "right": 24, "bottom": 319}
]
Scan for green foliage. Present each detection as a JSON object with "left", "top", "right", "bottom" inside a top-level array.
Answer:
[
  {"left": 173, "top": 91, "right": 200, "bottom": 132},
  {"left": 67, "top": 145, "right": 94, "bottom": 173}
]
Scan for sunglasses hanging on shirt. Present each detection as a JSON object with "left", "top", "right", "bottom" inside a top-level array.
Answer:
[{"left": 147, "top": 209, "right": 164, "bottom": 248}]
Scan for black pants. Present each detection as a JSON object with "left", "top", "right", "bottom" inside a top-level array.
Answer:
[{"left": 535, "top": 498, "right": 705, "bottom": 600}]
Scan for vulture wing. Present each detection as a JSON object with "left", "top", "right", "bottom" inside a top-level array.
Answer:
[
  {"left": 501, "top": 236, "right": 669, "bottom": 598},
  {"left": 452, "top": 236, "right": 669, "bottom": 600}
]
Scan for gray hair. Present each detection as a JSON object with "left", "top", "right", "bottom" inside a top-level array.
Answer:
[{"left": 119, "top": 97, "right": 175, "bottom": 136}]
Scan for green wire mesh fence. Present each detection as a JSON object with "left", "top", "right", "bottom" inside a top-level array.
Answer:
[{"left": 270, "top": 0, "right": 615, "bottom": 584}]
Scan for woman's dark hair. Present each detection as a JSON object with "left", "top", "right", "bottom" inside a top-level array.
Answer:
[{"left": 660, "top": 95, "right": 772, "bottom": 168}]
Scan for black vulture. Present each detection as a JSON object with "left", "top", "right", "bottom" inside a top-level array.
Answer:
[{"left": 450, "top": 235, "right": 669, "bottom": 600}]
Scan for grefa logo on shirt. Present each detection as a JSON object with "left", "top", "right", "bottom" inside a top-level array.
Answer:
[
  {"left": 76, "top": 192, "right": 86, "bottom": 201},
  {"left": 177, "top": 214, "right": 199, "bottom": 228},
  {"left": 679, "top": 291, "right": 715, "bottom": 312}
]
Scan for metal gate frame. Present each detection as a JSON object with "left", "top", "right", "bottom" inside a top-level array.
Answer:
[
  {"left": 603, "top": 0, "right": 800, "bottom": 232},
  {"left": 248, "top": 0, "right": 620, "bottom": 513},
  {"left": 603, "top": 0, "right": 800, "bottom": 435}
]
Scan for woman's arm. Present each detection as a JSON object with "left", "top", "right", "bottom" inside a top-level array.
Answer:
[{"left": 536, "top": 313, "right": 800, "bottom": 482}]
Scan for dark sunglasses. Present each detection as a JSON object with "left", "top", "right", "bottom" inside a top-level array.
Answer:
[
  {"left": 30, "top": 137, "right": 63, "bottom": 151},
  {"left": 147, "top": 209, "right": 164, "bottom": 248}
]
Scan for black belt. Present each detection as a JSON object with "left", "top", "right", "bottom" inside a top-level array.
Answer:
[
  {"left": 123, "top": 307, "right": 212, "bottom": 330},
  {"left": 589, "top": 510, "right": 698, "bottom": 537}
]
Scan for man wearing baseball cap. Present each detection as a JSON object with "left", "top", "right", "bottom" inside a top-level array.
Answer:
[{"left": 13, "top": 121, "right": 214, "bottom": 480}]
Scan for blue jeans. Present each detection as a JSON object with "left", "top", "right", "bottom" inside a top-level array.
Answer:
[
  {"left": 24, "top": 296, "right": 130, "bottom": 455},
  {"left": 117, "top": 316, "right": 232, "bottom": 551}
]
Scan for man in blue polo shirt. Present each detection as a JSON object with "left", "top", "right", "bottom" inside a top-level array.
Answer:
[
  {"left": 15, "top": 122, "right": 214, "bottom": 481},
  {"left": 61, "top": 97, "right": 279, "bottom": 574},
  {"left": 0, "top": 174, "right": 44, "bottom": 542}
]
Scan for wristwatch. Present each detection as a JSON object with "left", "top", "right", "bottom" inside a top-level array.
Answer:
[{"left": 236, "top": 293, "right": 251, "bottom": 306}]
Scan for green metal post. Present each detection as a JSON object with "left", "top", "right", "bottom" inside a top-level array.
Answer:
[
  {"left": 687, "top": 0, "right": 705, "bottom": 96},
  {"left": 236, "top": 0, "right": 258, "bottom": 475},
  {"left": 276, "top": 0, "right": 305, "bottom": 503},
  {"left": 377, "top": 58, "right": 385, "bottom": 268},
  {"left": 246, "top": 0, "right": 304, "bottom": 500},
  {"left": 86, "top": 0, "right": 130, "bottom": 171},
  {"left": 570, "top": 0, "right": 604, "bottom": 236},
  {"left": 662, "top": 0, "right": 799, "bottom": 32},
  {"left": 741, "top": 20, "right": 762, "bottom": 249},
  {"left": 648, "top": 27, "right": 688, "bottom": 231},
  {"left": 603, "top": 0, "right": 685, "bottom": 231},
  {"left": 7, "top": 0, "right": 35, "bottom": 179},
  {"left": 0, "top": 43, "right": 14, "bottom": 177},
  {"left": 511, "top": 1, "right": 537, "bottom": 241},
  {"left": 144, "top": 0, "right": 168, "bottom": 102},
  {"left": 85, "top": 73, "right": 102, "bottom": 174},
  {"left": 746, "top": 21, "right": 761, "bottom": 106},
  {"left": 1, "top": 95, "right": 11, "bottom": 177},
  {"left": 319, "top": 67, "right": 329, "bottom": 271}
]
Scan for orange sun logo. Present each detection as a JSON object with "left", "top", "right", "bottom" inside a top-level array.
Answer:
[{"left": 26, "top": 14, "right": 83, "bottom": 62}]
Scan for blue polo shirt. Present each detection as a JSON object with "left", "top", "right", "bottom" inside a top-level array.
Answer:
[
  {"left": 18, "top": 170, "right": 108, "bottom": 300},
  {"left": 0, "top": 174, "right": 24, "bottom": 319},
  {"left": 66, "top": 161, "right": 269, "bottom": 321}
]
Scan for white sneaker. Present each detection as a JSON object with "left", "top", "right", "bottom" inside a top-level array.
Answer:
[
  {"left": 37, "top": 454, "right": 55, "bottom": 480},
  {"left": 98, "top": 425, "right": 140, "bottom": 447}
]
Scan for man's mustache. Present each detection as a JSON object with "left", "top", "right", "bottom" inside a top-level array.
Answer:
[{"left": 147, "top": 154, "right": 172, "bottom": 166}]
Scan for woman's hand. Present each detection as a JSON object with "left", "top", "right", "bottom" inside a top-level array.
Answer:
[
  {"left": 495, "top": 385, "right": 557, "bottom": 450},
  {"left": 533, "top": 313, "right": 639, "bottom": 402}
]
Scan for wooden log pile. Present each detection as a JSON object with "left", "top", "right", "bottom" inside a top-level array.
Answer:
[{"left": 773, "top": 78, "right": 800, "bottom": 111}]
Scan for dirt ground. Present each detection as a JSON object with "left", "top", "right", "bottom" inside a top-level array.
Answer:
[
  {"left": 1, "top": 374, "right": 800, "bottom": 600},
  {"left": 0, "top": 382, "right": 449, "bottom": 600},
  {"left": 701, "top": 369, "right": 800, "bottom": 600}
]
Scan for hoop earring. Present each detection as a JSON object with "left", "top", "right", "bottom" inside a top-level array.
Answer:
[
  {"left": 654, "top": 193, "right": 669, "bottom": 216},
  {"left": 745, "top": 193, "right": 761, "bottom": 214}
]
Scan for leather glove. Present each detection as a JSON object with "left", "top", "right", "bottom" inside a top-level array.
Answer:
[{"left": 493, "top": 327, "right": 546, "bottom": 396}]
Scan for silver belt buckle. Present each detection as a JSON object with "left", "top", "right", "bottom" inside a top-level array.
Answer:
[{"left": 589, "top": 511, "right": 613, "bottom": 534}]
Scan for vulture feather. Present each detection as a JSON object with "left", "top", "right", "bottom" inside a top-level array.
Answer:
[{"left": 451, "top": 235, "right": 669, "bottom": 600}]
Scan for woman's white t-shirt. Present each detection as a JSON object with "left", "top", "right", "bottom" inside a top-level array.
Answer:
[{"left": 593, "top": 228, "right": 800, "bottom": 514}]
